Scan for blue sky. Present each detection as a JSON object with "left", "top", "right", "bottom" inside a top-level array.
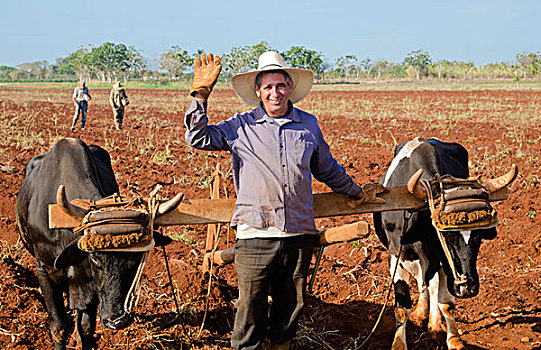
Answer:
[{"left": 2, "top": 0, "right": 539, "bottom": 67}]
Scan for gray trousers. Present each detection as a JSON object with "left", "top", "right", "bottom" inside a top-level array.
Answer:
[{"left": 231, "top": 235, "right": 316, "bottom": 350}]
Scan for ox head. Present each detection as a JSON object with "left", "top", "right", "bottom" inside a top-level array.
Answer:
[
  {"left": 407, "top": 165, "right": 518, "bottom": 298},
  {"left": 54, "top": 185, "right": 183, "bottom": 329}
]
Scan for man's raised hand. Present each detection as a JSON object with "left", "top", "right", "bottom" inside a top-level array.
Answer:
[{"left": 190, "top": 53, "right": 222, "bottom": 100}]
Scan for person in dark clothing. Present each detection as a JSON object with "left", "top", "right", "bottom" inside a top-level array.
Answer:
[{"left": 109, "top": 81, "right": 129, "bottom": 129}]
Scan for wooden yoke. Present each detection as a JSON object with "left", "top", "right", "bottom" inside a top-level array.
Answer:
[{"left": 49, "top": 187, "right": 509, "bottom": 229}]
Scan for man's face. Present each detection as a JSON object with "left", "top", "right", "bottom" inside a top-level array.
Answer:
[{"left": 255, "top": 72, "right": 293, "bottom": 117}]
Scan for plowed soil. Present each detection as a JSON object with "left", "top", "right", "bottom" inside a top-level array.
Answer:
[{"left": 0, "top": 85, "right": 539, "bottom": 349}]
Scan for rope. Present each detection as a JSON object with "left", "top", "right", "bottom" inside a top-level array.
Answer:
[
  {"left": 420, "top": 178, "right": 467, "bottom": 285},
  {"left": 195, "top": 233, "right": 222, "bottom": 341},
  {"left": 124, "top": 251, "right": 149, "bottom": 314},
  {"left": 355, "top": 210, "right": 411, "bottom": 350},
  {"left": 159, "top": 242, "right": 192, "bottom": 341},
  {"left": 124, "top": 185, "right": 161, "bottom": 314}
]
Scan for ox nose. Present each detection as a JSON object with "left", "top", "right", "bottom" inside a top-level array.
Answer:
[{"left": 102, "top": 313, "right": 133, "bottom": 330}]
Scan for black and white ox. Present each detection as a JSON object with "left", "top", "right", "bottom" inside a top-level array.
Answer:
[
  {"left": 373, "top": 137, "right": 517, "bottom": 350},
  {"left": 16, "top": 138, "right": 181, "bottom": 349}
]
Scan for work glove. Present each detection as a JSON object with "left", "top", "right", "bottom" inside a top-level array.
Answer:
[
  {"left": 347, "top": 183, "right": 387, "bottom": 208},
  {"left": 190, "top": 53, "right": 222, "bottom": 99}
]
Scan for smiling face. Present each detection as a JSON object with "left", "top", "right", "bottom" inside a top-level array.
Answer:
[{"left": 255, "top": 71, "right": 293, "bottom": 117}]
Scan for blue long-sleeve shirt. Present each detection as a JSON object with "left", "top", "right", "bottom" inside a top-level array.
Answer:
[{"left": 185, "top": 99, "right": 361, "bottom": 235}]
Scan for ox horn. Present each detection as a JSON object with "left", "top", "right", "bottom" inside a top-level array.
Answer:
[
  {"left": 56, "top": 185, "right": 88, "bottom": 221},
  {"left": 407, "top": 169, "right": 428, "bottom": 201},
  {"left": 156, "top": 193, "right": 184, "bottom": 217},
  {"left": 481, "top": 164, "right": 519, "bottom": 193}
]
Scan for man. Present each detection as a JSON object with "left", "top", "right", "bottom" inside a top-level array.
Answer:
[
  {"left": 109, "top": 81, "right": 130, "bottom": 129},
  {"left": 184, "top": 51, "right": 385, "bottom": 350},
  {"left": 71, "top": 81, "right": 91, "bottom": 130}
]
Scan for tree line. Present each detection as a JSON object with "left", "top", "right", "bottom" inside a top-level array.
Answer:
[{"left": 1, "top": 41, "right": 539, "bottom": 83}]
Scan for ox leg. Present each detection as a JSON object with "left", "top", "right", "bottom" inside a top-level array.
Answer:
[
  {"left": 35, "top": 262, "right": 71, "bottom": 349},
  {"left": 404, "top": 259, "right": 429, "bottom": 328},
  {"left": 390, "top": 255, "right": 412, "bottom": 350},
  {"left": 76, "top": 295, "right": 98, "bottom": 350},
  {"left": 438, "top": 271, "right": 465, "bottom": 350},
  {"left": 427, "top": 271, "right": 444, "bottom": 333}
]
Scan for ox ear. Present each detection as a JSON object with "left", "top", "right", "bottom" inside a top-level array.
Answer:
[
  {"left": 153, "top": 232, "right": 173, "bottom": 247},
  {"left": 54, "top": 237, "right": 88, "bottom": 269}
]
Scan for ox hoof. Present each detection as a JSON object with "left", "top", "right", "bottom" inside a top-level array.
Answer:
[
  {"left": 428, "top": 318, "right": 446, "bottom": 333},
  {"left": 102, "top": 313, "right": 132, "bottom": 330},
  {"left": 391, "top": 339, "right": 408, "bottom": 350},
  {"left": 447, "top": 335, "right": 465, "bottom": 350},
  {"left": 410, "top": 306, "right": 428, "bottom": 328}
]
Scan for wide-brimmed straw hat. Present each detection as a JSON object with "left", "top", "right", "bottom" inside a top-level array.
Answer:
[{"left": 231, "top": 51, "right": 314, "bottom": 107}]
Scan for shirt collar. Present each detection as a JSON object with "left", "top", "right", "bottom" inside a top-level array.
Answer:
[{"left": 254, "top": 101, "right": 301, "bottom": 124}]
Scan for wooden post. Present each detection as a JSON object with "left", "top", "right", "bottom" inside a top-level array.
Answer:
[
  {"left": 202, "top": 163, "right": 228, "bottom": 273},
  {"left": 208, "top": 220, "right": 372, "bottom": 267}
]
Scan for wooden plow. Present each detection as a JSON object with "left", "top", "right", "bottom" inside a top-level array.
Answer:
[
  {"left": 49, "top": 164, "right": 511, "bottom": 269},
  {"left": 202, "top": 163, "right": 230, "bottom": 272}
]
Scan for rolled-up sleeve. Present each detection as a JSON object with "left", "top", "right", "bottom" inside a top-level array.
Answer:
[{"left": 184, "top": 99, "right": 230, "bottom": 151}]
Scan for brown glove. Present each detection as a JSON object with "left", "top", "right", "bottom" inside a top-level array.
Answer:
[
  {"left": 190, "top": 53, "right": 222, "bottom": 99},
  {"left": 352, "top": 183, "right": 388, "bottom": 205}
]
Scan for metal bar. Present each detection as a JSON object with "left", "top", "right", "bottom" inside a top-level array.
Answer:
[{"left": 308, "top": 246, "right": 325, "bottom": 294}]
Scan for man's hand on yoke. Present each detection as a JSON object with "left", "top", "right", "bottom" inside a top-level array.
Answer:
[
  {"left": 353, "top": 183, "right": 388, "bottom": 204},
  {"left": 190, "top": 53, "right": 222, "bottom": 101}
]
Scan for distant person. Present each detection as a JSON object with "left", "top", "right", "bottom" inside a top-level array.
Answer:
[
  {"left": 71, "top": 82, "right": 91, "bottom": 130},
  {"left": 109, "top": 82, "right": 129, "bottom": 129}
]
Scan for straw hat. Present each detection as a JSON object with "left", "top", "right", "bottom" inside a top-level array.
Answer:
[{"left": 231, "top": 51, "right": 314, "bottom": 107}]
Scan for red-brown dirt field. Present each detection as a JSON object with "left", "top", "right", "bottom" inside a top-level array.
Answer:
[{"left": 0, "top": 85, "right": 540, "bottom": 349}]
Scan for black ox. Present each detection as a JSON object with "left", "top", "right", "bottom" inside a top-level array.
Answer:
[
  {"left": 16, "top": 138, "right": 179, "bottom": 349},
  {"left": 373, "top": 137, "right": 516, "bottom": 350}
]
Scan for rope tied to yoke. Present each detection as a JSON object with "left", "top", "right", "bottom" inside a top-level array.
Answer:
[{"left": 124, "top": 185, "right": 163, "bottom": 314}]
